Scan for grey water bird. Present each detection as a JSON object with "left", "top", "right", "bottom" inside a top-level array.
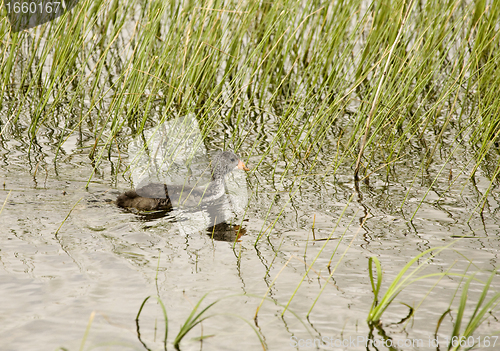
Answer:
[{"left": 116, "top": 150, "right": 249, "bottom": 211}]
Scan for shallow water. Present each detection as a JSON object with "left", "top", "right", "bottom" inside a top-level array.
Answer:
[
  {"left": 1, "top": 1, "right": 499, "bottom": 348},
  {"left": 1, "top": 108, "right": 500, "bottom": 351}
]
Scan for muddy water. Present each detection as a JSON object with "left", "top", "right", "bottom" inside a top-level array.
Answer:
[{"left": 1, "top": 113, "right": 499, "bottom": 351}]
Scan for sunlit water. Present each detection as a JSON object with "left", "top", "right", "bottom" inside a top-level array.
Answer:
[{"left": 1, "top": 104, "right": 499, "bottom": 351}]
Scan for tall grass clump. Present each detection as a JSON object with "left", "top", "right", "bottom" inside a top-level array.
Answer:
[
  {"left": 366, "top": 247, "right": 452, "bottom": 325},
  {"left": 440, "top": 270, "right": 500, "bottom": 351},
  {"left": 366, "top": 250, "right": 500, "bottom": 350},
  {"left": 135, "top": 293, "right": 265, "bottom": 350}
]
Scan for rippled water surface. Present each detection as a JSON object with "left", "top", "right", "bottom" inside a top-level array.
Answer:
[
  {"left": 1, "top": 105, "right": 499, "bottom": 351},
  {"left": 2, "top": 0, "right": 500, "bottom": 349}
]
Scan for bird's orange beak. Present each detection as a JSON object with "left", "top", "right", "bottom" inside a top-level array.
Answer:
[{"left": 238, "top": 160, "right": 250, "bottom": 171}]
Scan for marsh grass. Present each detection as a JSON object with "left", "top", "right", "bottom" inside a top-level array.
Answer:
[
  {"left": 366, "top": 246, "right": 456, "bottom": 324},
  {"left": 57, "top": 311, "right": 96, "bottom": 351},
  {"left": 1, "top": 0, "right": 499, "bottom": 188},
  {"left": 364, "top": 247, "right": 500, "bottom": 350},
  {"left": 2, "top": 0, "right": 500, "bottom": 348},
  {"left": 443, "top": 270, "right": 500, "bottom": 351},
  {"left": 135, "top": 293, "right": 273, "bottom": 350},
  {"left": 0, "top": 0, "right": 497, "bottom": 247},
  {"left": 0, "top": 189, "right": 11, "bottom": 216}
]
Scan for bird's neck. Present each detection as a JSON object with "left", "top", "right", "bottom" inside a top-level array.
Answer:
[
  {"left": 203, "top": 177, "right": 226, "bottom": 202},
  {"left": 210, "top": 168, "right": 225, "bottom": 182},
  {"left": 209, "top": 176, "right": 225, "bottom": 186}
]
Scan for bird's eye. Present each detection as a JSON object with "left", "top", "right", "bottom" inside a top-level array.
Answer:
[{"left": 231, "top": 157, "right": 235, "bottom": 162}]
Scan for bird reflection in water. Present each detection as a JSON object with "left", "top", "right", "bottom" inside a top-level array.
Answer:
[{"left": 130, "top": 197, "right": 248, "bottom": 243}]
